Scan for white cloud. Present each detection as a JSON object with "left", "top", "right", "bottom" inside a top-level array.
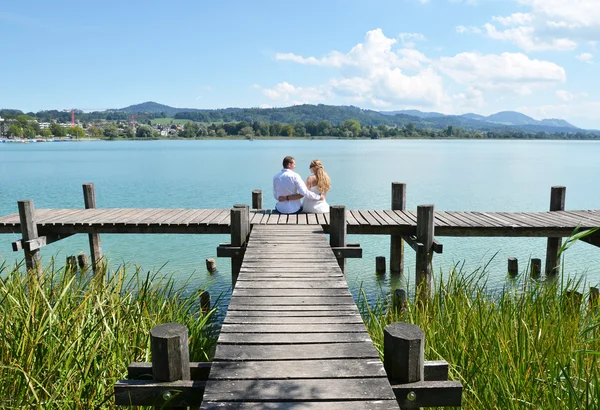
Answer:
[
  {"left": 398, "top": 32, "right": 425, "bottom": 48},
  {"left": 437, "top": 52, "right": 566, "bottom": 94},
  {"left": 518, "top": 100, "right": 600, "bottom": 129},
  {"left": 269, "top": 29, "right": 446, "bottom": 109},
  {"left": 555, "top": 90, "right": 588, "bottom": 101},
  {"left": 483, "top": 23, "right": 577, "bottom": 51},
  {"left": 266, "top": 29, "right": 571, "bottom": 118},
  {"left": 461, "top": 0, "right": 600, "bottom": 51},
  {"left": 456, "top": 25, "right": 481, "bottom": 34},
  {"left": 262, "top": 82, "right": 330, "bottom": 105},
  {"left": 492, "top": 13, "right": 533, "bottom": 26},
  {"left": 576, "top": 52, "right": 594, "bottom": 63}
]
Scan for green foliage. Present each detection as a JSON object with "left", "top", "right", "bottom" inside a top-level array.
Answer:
[
  {"left": 136, "top": 124, "right": 154, "bottom": 138},
  {"left": 40, "top": 128, "right": 52, "bottom": 138},
  {"left": 103, "top": 124, "right": 119, "bottom": 140},
  {"left": 87, "top": 126, "right": 104, "bottom": 137},
  {"left": 68, "top": 126, "right": 86, "bottom": 138},
  {"left": 0, "top": 262, "right": 219, "bottom": 409},
  {"left": 360, "top": 272, "right": 600, "bottom": 409},
  {"left": 49, "top": 122, "right": 66, "bottom": 137},
  {"left": 8, "top": 123, "right": 23, "bottom": 137}
]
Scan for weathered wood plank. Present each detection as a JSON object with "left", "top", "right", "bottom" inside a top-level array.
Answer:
[
  {"left": 226, "top": 304, "right": 360, "bottom": 312},
  {"left": 223, "top": 315, "right": 364, "bottom": 324},
  {"left": 200, "top": 401, "right": 399, "bottom": 409},
  {"left": 220, "top": 323, "right": 367, "bottom": 333},
  {"left": 231, "top": 288, "right": 352, "bottom": 297},
  {"left": 235, "top": 280, "right": 348, "bottom": 288},
  {"left": 202, "top": 378, "right": 395, "bottom": 401},
  {"left": 208, "top": 359, "right": 386, "bottom": 379},
  {"left": 225, "top": 310, "right": 361, "bottom": 317}
]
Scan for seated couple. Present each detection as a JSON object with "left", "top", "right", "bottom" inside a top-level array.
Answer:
[{"left": 273, "top": 156, "right": 331, "bottom": 214}]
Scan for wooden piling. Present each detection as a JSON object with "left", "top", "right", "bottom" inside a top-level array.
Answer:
[
  {"left": 376, "top": 256, "right": 386, "bottom": 274},
  {"left": 83, "top": 183, "right": 103, "bottom": 274},
  {"left": 393, "top": 289, "right": 407, "bottom": 311},
  {"left": 18, "top": 200, "right": 42, "bottom": 276},
  {"left": 415, "top": 205, "right": 434, "bottom": 299},
  {"left": 66, "top": 255, "right": 77, "bottom": 271},
  {"left": 590, "top": 287, "right": 599, "bottom": 307},
  {"left": 530, "top": 258, "right": 541, "bottom": 279},
  {"left": 384, "top": 322, "right": 425, "bottom": 383},
  {"left": 205, "top": 258, "right": 216, "bottom": 273},
  {"left": 150, "top": 323, "right": 190, "bottom": 410},
  {"left": 329, "top": 205, "right": 347, "bottom": 273},
  {"left": 252, "top": 190, "right": 263, "bottom": 210},
  {"left": 77, "top": 253, "right": 88, "bottom": 269},
  {"left": 508, "top": 257, "right": 518, "bottom": 277},
  {"left": 546, "top": 186, "right": 566, "bottom": 278},
  {"left": 200, "top": 290, "right": 210, "bottom": 313},
  {"left": 230, "top": 205, "right": 249, "bottom": 288},
  {"left": 390, "top": 182, "right": 406, "bottom": 275}
]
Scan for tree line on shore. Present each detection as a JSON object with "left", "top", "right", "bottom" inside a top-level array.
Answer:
[{"left": 1, "top": 110, "right": 598, "bottom": 140}]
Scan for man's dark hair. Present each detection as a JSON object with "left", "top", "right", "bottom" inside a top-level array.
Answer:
[{"left": 283, "top": 156, "right": 295, "bottom": 168}]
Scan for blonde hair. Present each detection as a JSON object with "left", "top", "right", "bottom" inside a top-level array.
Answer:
[{"left": 310, "top": 159, "right": 331, "bottom": 193}]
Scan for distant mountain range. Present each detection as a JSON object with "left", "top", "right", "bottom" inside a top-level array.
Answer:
[
  {"left": 116, "top": 101, "right": 586, "bottom": 134},
  {"left": 2, "top": 101, "right": 593, "bottom": 135},
  {"left": 378, "top": 109, "right": 578, "bottom": 130}
]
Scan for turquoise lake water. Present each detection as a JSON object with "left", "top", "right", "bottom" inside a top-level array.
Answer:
[{"left": 1, "top": 139, "right": 600, "bottom": 306}]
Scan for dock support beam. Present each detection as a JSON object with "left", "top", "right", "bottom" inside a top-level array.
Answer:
[
  {"left": 230, "top": 204, "right": 249, "bottom": 288},
  {"left": 416, "top": 205, "right": 434, "bottom": 299},
  {"left": 83, "top": 183, "right": 103, "bottom": 274},
  {"left": 546, "top": 186, "right": 565, "bottom": 278},
  {"left": 18, "top": 200, "right": 42, "bottom": 277},
  {"left": 330, "top": 205, "right": 347, "bottom": 273},
  {"left": 252, "top": 190, "right": 263, "bottom": 210},
  {"left": 390, "top": 182, "right": 406, "bottom": 275}
]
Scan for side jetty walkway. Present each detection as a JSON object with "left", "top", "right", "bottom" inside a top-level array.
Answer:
[{"left": 201, "top": 225, "right": 399, "bottom": 409}]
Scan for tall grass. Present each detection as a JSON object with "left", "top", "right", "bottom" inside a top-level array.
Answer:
[
  {"left": 0, "top": 262, "right": 219, "bottom": 409},
  {"left": 360, "top": 267, "right": 600, "bottom": 408}
]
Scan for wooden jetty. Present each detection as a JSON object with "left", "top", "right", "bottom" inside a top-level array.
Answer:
[
  {"left": 5, "top": 182, "right": 599, "bottom": 407},
  {"left": 203, "top": 224, "right": 400, "bottom": 408},
  {"left": 115, "top": 223, "right": 461, "bottom": 408},
  {"left": 2, "top": 183, "right": 600, "bottom": 287}
]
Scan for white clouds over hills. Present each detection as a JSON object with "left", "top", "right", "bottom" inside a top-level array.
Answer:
[{"left": 263, "top": 29, "right": 565, "bottom": 113}]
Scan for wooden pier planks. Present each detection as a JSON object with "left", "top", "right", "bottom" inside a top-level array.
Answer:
[
  {"left": 201, "top": 225, "right": 399, "bottom": 409},
  {"left": 1, "top": 207, "right": 600, "bottom": 238}
]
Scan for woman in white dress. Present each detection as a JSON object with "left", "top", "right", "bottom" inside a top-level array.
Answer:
[{"left": 302, "top": 159, "right": 330, "bottom": 213}]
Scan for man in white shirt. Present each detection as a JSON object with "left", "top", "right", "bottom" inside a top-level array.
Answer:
[{"left": 273, "top": 156, "right": 323, "bottom": 214}]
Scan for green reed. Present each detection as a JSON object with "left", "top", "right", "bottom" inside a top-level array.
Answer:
[
  {"left": 360, "top": 230, "right": 600, "bottom": 409},
  {"left": 0, "top": 261, "right": 219, "bottom": 409}
]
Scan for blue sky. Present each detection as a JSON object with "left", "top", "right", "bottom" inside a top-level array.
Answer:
[{"left": 1, "top": 0, "right": 599, "bottom": 128}]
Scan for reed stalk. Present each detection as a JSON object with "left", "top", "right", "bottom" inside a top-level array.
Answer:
[{"left": 0, "top": 261, "right": 219, "bottom": 409}]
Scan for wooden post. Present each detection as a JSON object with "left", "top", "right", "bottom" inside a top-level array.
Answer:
[
  {"left": 376, "top": 256, "right": 386, "bottom": 274},
  {"left": 530, "top": 258, "right": 541, "bottom": 279},
  {"left": 66, "top": 255, "right": 77, "bottom": 271},
  {"left": 390, "top": 182, "right": 406, "bottom": 275},
  {"left": 329, "top": 205, "right": 347, "bottom": 273},
  {"left": 590, "top": 287, "right": 599, "bottom": 307},
  {"left": 384, "top": 322, "right": 424, "bottom": 383},
  {"left": 18, "top": 200, "right": 42, "bottom": 276},
  {"left": 230, "top": 205, "right": 249, "bottom": 288},
  {"left": 393, "top": 289, "right": 407, "bottom": 311},
  {"left": 150, "top": 323, "right": 190, "bottom": 410},
  {"left": 508, "top": 257, "right": 518, "bottom": 277},
  {"left": 415, "top": 205, "right": 434, "bottom": 299},
  {"left": 82, "top": 183, "right": 103, "bottom": 274},
  {"left": 546, "top": 186, "right": 566, "bottom": 278},
  {"left": 205, "top": 258, "right": 216, "bottom": 273},
  {"left": 200, "top": 290, "right": 210, "bottom": 313},
  {"left": 77, "top": 253, "right": 88, "bottom": 269},
  {"left": 252, "top": 190, "right": 263, "bottom": 210}
]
